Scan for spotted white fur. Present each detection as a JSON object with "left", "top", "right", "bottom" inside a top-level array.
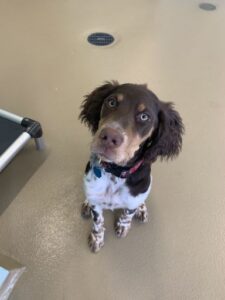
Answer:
[{"left": 84, "top": 167, "right": 152, "bottom": 211}]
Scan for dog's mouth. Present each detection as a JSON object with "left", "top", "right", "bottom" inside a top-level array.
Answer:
[
  {"left": 98, "top": 154, "right": 113, "bottom": 163},
  {"left": 91, "top": 146, "right": 131, "bottom": 166},
  {"left": 91, "top": 146, "right": 114, "bottom": 163}
]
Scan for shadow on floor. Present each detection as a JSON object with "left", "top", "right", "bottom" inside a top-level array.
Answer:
[{"left": 0, "top": 144, "right": 48, "bottom": 215}]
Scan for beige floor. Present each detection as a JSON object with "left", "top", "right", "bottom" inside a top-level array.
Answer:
[{"left": 0, "top": 0, "right": 225, "bottom": 299}]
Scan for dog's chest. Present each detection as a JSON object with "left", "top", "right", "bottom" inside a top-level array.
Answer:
[{"left": 84, "top": 168, "right": 130, "bottom": 210}]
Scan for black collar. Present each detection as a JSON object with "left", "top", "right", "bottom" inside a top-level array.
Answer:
[{"left": 101, "top": 159, "right": 144, "bottom": 178}]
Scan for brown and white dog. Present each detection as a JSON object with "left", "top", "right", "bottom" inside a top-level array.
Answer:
[{"left": 79, "top": 81, "right": 184, "bottom": 253}]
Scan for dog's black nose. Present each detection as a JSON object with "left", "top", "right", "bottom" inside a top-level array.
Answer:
[{"left": 99, "top": 127, "right": 124, "bottom": 148}]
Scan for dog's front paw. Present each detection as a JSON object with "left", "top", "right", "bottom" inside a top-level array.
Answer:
[
  {"left": 81, "top": 201, "right": 91, "bottom": 219},
  {"left": 135, "top": 210, "right": 148, "bottom": 223},
  {"left": 114, "top": 221, "right": 131, "bottom": 238},
  {"left": 135, "top": 204, "right": 148, "bottom": 223},
  {"left": 88, "top": 232, "right": 104, "bottom": 253}
]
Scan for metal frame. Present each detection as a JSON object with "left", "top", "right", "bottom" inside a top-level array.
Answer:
[{"left": 0, "top": 109, "right": 44, "bottom": 172}]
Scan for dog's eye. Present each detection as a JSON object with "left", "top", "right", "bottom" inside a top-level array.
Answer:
[
  {"left": 137, "top": 113, "right": 150, "bottom": 122},
  {"left": 106, "top": 97, "right": 118, "bottom": 108}
]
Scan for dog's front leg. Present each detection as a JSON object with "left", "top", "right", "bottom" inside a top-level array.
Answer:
[
  {"left": 135, "top": 203, "right": 148, "bottom": 223},
  {"left": 88, "top": 206, "right": 105, "bottom": 253},
  {"left": 115, "top": 209, "right": 136, "bottom": 238}
]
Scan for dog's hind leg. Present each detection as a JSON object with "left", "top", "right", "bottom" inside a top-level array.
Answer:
[{"left": 81, "top": 200, "right": 91, "bottom": 219}]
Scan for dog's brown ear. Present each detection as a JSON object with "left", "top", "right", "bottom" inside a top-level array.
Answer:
[
  {"left": 79, "top": 81, "right": 119, "bottom": 134},
  {"left": 144, "top": 102, "right": 184, "bottom": 163}
]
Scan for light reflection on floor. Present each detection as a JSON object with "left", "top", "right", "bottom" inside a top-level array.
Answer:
[{"left": 0, "top": 267, "right": 9, "bottom": 288}]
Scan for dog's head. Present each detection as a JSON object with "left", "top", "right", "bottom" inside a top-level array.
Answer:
[{"left": 80, "top": 81, "right": 184, "bottom": 166}]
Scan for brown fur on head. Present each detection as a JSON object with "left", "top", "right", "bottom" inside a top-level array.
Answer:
[{"left": 79, "top": 81, "right": 184, "bottom": 166}]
